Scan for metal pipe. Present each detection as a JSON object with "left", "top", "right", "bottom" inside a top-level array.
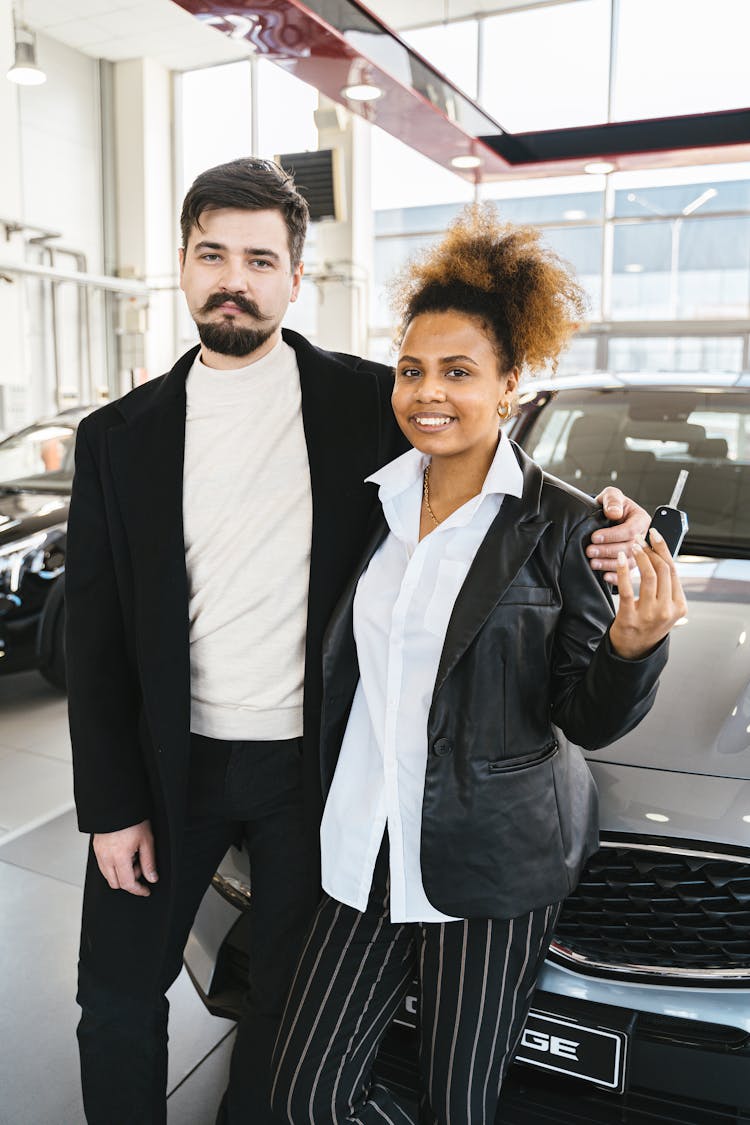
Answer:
[{"left": 0, "top": 258, "right": 152, "bottom": 294}]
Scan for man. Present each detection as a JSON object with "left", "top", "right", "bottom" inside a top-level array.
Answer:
[{"left": 66, "top": 158, "right": 645, "bottom": 1125}]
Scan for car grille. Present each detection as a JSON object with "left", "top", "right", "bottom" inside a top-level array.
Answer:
[{"left": 548, "top": 841, "right": 750, "bottom": 983}]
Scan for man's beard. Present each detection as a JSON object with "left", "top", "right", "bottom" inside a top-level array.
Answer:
[{"left": 194, "top": 292, "right": 278, "bottom": 358}]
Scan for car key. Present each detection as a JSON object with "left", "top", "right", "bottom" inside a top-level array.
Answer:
[{"left": 647, "top": 469, "right": 689, "bottom": 556}]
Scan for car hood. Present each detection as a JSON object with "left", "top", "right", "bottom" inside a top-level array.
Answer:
[
  {"left": 582, "top": 556, "right": 750, "bottom": 780},
  {"left": 0, "top": 490, "right": 69, "bottom": 546}
]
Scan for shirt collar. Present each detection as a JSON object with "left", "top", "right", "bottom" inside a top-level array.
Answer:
[{"left": 366, "top": 429, "right": 524, "bottom": 506}]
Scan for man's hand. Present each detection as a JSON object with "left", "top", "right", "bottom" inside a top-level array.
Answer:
[
  {"left": 93, "top": 819, "right": 158, "bottom": 897},
  {"left": 588, "top": 487, "right": 650, "bottom": 582}
]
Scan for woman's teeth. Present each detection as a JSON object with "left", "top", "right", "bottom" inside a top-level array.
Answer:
[{"left": 414, "top": 415, "right": 453, "bottom": 428}]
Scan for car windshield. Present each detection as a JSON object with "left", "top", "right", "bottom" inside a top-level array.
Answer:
[
  {"left": 0, "top": 421, "right": 76, "bottom": 491},
  {"left": 521, "top": 387, "right": 750, "bottom": 555}
]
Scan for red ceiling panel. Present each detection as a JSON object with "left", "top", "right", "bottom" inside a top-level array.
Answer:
[{"left": 174, "top": 0, "right": 750, "bottom": 180}]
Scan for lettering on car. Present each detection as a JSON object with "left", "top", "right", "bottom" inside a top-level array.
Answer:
[{"left": 520, "top": 1029, "right": 580, "bottom": 1061}]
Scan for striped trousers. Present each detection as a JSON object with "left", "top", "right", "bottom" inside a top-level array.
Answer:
[{"left": 271, "top": 845, "right": 560, "bottom": 1125}]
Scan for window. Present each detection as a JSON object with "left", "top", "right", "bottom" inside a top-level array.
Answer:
[
  {"left": 613, "top": 0, "right": 750, "bottom": 120},
  {"left": 608, "top": 337, "right": 745, "bottom": 374},
  {"left": 254, "top": 59, "right": 318, "bottom": 161},
  {"left": 178, "top": 62, "right": 252, "bottom": 198},
  {"left": 402, "top": 20, "right": 478, "bottom": 100},
  {"left": 480, "top": 0, "right": 610, "bottom": 131}
]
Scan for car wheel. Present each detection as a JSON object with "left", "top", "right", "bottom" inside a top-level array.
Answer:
[{"left": 39, "top": 607, "right": 66, "bottom": 691}]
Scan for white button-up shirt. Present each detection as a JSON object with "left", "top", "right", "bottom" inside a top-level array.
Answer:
[{"left": 320, "top": 432, "right": 524, "bottom": 922}]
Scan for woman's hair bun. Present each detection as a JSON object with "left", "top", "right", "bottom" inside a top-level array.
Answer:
[{"left": 390, "top": 203, "right": 588, "bottom": 375}]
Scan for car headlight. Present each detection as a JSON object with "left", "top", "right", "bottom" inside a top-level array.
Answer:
[{"left": 0, "top": 526, "right": 66, "bottom": 594}]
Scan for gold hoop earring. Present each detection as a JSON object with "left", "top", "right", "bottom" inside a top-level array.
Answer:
[{"left": 497, "top": 401, "right": 512, "bottom": 421}]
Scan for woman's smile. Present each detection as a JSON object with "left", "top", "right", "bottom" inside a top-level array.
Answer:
[{"left": 410, "top": 412, "right": 456, "bottom": 432}]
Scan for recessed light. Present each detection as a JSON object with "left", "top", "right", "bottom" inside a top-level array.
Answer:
[
  {"left": 342, "top": 83, "right": 383, "bottom": 102},
  {"left": 563, "top": 209, "right": 586, "bottom": 221},
  {"left": 624, "top": 263, "right": 644, "bottom": 273},
  {"left": 645, "top": 812, "right": 670, "bottom": 823},
  {"left": 584, "top": 161, "right": 615, "bottom": 175},
  {"left": 451, "top": 155, "right": 482, "bottom": 169},
  {"left": 743, "top": 815, "right": 750, "bottom": 825}
]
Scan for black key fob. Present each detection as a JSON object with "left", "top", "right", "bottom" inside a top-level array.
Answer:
[{"left": 647, "top": 505, "right": 689, "bottom": 557}]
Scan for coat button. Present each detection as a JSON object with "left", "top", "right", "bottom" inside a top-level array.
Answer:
[{"left": 433, "top": 738, "right": 452, "bottom": 757}]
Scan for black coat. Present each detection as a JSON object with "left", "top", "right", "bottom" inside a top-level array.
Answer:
[
  {"left": 66, "top": 329, "right": 406, "bottom": 986},
  {"left": 320, "top": 444, "right": 668, "bottom": 920}
]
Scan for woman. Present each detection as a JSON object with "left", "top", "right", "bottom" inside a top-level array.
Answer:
[{"left": 271, "top": 207, "right": 686, "bottom": 1124}]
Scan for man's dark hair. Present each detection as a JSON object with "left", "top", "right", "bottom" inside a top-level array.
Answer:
[{"left": 180, "top": 157, "right": 309, "bottom": 267}]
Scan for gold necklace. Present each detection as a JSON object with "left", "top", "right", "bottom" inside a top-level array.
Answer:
[{"left": 422, "top": 463, "right": 440, "bottom": 527}]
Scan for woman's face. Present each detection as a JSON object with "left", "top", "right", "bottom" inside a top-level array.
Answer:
[{"left": 393, "top": 309, "right": 518, "bottom": 460}]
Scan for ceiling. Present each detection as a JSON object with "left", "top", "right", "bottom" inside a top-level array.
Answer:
[
  {"left": 20, "top": 0, "right": 542, "bottom": 69},
  {"left": 22, "top": 0, "right": 254, "bottom": 70}
]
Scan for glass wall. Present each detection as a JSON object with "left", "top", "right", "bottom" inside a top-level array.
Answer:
[
  {"left": 369, "top": 0, "right": 749, "bottom": 371},
  {"left": 371, "top": 161, "right": 750, "bottom": 371}
]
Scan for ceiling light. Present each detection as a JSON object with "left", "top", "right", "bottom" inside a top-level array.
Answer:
[
  {"left": 624, "top": 264, "right": 644, "bottom": 273},
  {"left": 342, "top": 83, "right": 382, "bottom": 102},
  {"left": 584, "top": 161, "right": 615, "bottom": 175},
  {"left": 7, "top": 20, "right": 46, "bottom": 86},
  {"left": 563, "top": 209, "right": 586, "bottom": 221},
  {"left": 645, "top": 812, "right": 670, "bottom": 823},
  {"left": 451, "top": 155, "right": 482, "bottom": 169}
]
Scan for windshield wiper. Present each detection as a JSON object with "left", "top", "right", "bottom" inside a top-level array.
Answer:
[{"left": 0, "top": 485, "right": 24, "bottom": 495}]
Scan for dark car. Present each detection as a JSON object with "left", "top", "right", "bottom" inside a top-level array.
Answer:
[
  {"left": 0, "top": 408, "right": 91, "bottom": 688},
  {"left": 186, "top": 372, "right": 750, "bottom": 1123}
]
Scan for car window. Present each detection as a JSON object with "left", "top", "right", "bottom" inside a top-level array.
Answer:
[
  {"left": 0, "top": 423, "right": 76, "bottom": 488},
  {"left": 521, "top": 388, "right": 750, "bottom": 553}
]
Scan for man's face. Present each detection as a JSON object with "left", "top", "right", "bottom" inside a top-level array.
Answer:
[{"left": 179, "top": 208, "right": 303, "bottom": 361}]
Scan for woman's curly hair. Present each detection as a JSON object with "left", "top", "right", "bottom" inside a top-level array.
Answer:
[{"left": 390, "top": 203, "right": 588, "bottom": 376}]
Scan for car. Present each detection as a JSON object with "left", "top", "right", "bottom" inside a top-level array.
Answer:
[
  {"left": 185, "top": 372, "right": 750, "bottom": 1123},
  {"left": 0, "top": 408, "right": 91, "bottom": 688}
]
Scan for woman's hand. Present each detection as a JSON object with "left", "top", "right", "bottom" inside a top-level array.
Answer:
[
  {"left": 587, "top": 488, "right": 650, "bottom": 582},
  {"left": 608, "top": 528, "right": 687, "bottom": 660}
]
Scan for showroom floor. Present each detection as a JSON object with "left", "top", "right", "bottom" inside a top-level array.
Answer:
[{"left": 0, "top": 672, "right": 234, "bottom": 1125}]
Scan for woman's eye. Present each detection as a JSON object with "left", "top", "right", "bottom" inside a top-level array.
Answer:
[
  {"left": 399, "top": 368, "right": 421, "bottom": 378},
  {"left": 446, "top": 367, "right": 469, "bottom": 378}
]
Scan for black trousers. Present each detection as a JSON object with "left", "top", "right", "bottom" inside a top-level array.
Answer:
[
  {"left": 77, "top": 734, "right": 318, "bottom": 1125},
  {"left": 271, "top": 842, "right": 560, "bottom": 1125}
]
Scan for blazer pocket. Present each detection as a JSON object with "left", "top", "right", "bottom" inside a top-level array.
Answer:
[
  {"left": 498, "top": 585, "right": 553, "bottom": 606},
  {"left": 488, "top": 739, "right": 558, "bottom": 773}
]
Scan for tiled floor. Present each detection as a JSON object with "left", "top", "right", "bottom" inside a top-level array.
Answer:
[{"left": 0, "top": 672, "right": 233, "bottom": 1125}]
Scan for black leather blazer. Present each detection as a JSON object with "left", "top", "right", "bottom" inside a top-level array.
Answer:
[{"left": 320, "top": 443, "right": 668, "bottom": 920}]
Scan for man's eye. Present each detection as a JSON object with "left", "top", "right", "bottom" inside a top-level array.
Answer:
[
  {"left": 251, "top": 259, "right": 272, "bottom": 268},
  {"left": 200, "top": 254, "right": 221, "bottom": 262}
]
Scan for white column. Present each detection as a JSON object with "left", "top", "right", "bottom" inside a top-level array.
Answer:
[
  {"left": 113, "top": 57, "right": 176, "bottom": 387},
  {"left": 312, "top": 99, "right": 374, "bottom": 358},
  {"left": 0, "top": 0, "right": 29, "bottom": 432}
]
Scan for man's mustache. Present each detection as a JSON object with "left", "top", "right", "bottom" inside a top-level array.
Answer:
[{"left": 198, "top": 292, "right": 273, "bottom": 320}]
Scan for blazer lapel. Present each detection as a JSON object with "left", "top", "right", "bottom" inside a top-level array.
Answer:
[
  {"left": 106, "top": 349, "right": 197, "bottom": 747},
  {"left": 321, "top": 505, "right": 389, "bottom": 686},
  {"left": 433, "top": 447, "right": 551, "bottom": 697},
  {"left": 283, "top": 330, "right": 387, "bottom": 715}
]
